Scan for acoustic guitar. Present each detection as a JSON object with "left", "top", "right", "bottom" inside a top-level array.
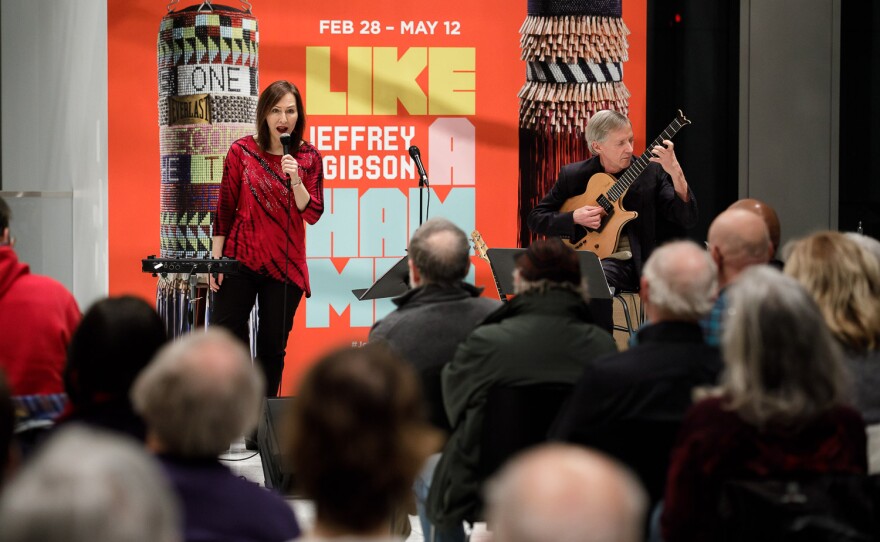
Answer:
[
  {"left": 470, "top": 230, "right": 508, "bottom": 303},
  {"left": 560, "top": 110, "right": 692, "bottom": 258}
]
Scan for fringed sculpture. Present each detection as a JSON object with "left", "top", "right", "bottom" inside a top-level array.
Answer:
[{"left": 518, "top": 0, "right": 629, "bottom": 246}]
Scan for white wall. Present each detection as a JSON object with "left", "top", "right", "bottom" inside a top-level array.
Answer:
[{"left": 1, "top": 0, "right": 108, "bottom": 309}]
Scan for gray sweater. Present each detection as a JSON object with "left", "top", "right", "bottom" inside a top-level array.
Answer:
[{"left": 369, "top": 282, "right": 500, "bottom": 431}]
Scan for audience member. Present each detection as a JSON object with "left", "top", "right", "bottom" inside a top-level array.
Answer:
[
  {"left": 132, "top": 329, "right": 300, "bottom": 542},
  {"left": 0, "top": 196, "right": 80, "bottom": 397},
  {"left": 286, "top": 343, "right": 440, "bottom": 540},
  {"left": 369, "top": 217, "right": 500, "bottom": 432},
  {"left": 427, "top": 239, "right": 617, "bottom": 536},
  {"left": 369, "top": 218, "right": 500, "bottom": 539},
  {"left": 727, "top": 198, "right": 782, "bottom": 266},
  {"left": 0, "top": 425, "right": 180, "bottom": 542},
  {"left": 58, "top": 295, "right": 168, "bottom": 440},
  {"left": 700, "top": 208, "right": 772, "bottom": 346},
  {"left": 486, "top": 444, "right": 647, "bottom": 542},
  {"left": 551, "top": 240, "right": 721, "bottom": 505},
  {"left": 662, "top": 267, "right": 867, "bottom": 541},
  {"left": 785, "top": 231, "right": 880, "bottom": 473}
]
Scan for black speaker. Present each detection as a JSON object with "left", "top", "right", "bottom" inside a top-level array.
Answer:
[{"left": 257, "top": 396, "right": 296, "bottom": 494}]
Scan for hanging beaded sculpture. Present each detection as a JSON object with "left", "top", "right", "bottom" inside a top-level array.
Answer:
[{"left": 517, "top": 0, "right": 629, "bottom": 245}]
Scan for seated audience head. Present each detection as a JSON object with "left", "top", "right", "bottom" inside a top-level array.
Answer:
[
  {"left": 514, "top": 238, "right": 582, "bottom": 295},
  {"left": 287, "top": 343, "right": 439, "bottom": 536},
  {"left": 720, "top": 266, "right": 849, "bottom": 428},
  {"left": 407, "top": 217, "right": 471, "bottom": 288},
  {"left": 486, "top": 444, "right": 647, "bottom": 542},
  {"left": 707, "top": 208, "right": 772, "bottom": 288},
  {"left": 727, "top": 198, "right": 781, "bottom": 258},
  {"left": 784, "top": 231, "right": 880, "bottom": 353},
  {"left": 0, "top": 425, "right": 180, "bottom": 542},
  {"left": 640, "top": 240, "right": 717, "bottom": 322},
  {"left": 132, "top": 328, "right": 264, "bottom": 458},
  {"left": 65, "top": 296, "right": 167, "bottom": 417}
]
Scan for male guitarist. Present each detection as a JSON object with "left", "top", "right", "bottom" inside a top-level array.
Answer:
[{"left": 527, "top": 110, "right": 698, "bottom": 330}]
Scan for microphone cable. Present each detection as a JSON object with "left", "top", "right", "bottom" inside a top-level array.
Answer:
[{"left": 280, "top": 135, "right": 292, "bottom": 397}]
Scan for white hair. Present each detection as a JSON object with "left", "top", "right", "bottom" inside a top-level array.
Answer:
[
  {"left": 0, "top": 426, "right": 180, "bottom": 542},
  {"left": 642, "top": 240, "right": 717, "bottom": 320}
]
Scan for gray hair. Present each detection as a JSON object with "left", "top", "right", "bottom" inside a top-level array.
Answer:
[
  {"left": 586, "top": 110, "right": 631, "bottom": 155},
  {"left": 132, "top": 328, "right": 264, "bottom": 457},
  {"left": 642, "top": 240, "right": 717, "bottom": 320},
  {"left": 485, "top": 444, "right": 647, "bottom": 542},
  {"left": 0, "top": 426, "right": 180, "bottom": 542},
  {"left": 408, "top": 217, "right": 471, "bottom": 286},
  {"left": 720, "top": 266, "right": 849, "bottom": 429}
]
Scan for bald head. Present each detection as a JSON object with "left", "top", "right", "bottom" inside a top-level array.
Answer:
[
  {"left": 641, "top": 240, "right": 717, "bottom": 322},
  {"left": 728, "top": 198, "right": 781, "bottom": 256},
  {"left": 486, "top": 445, "right": 647, "bottom": 542},
  {"left": 708, "top": 209, "right": 772, "bottom": 287}
]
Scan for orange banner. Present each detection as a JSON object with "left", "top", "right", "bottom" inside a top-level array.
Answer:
[{"left": 108, "top": 0, "right": 646, "bottom": 393}]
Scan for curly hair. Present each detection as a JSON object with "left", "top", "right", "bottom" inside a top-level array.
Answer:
[{"left": 286, "top": 344, "right": 440, "bottom": 532}]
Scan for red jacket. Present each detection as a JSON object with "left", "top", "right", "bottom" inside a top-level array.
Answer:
[{"left": 0, "top": 246, "right": 80, "bottom": 395}]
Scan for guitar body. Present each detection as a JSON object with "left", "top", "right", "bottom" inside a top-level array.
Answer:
[{"left": 559, "top": 172, "right": 638, "bottom": 259}]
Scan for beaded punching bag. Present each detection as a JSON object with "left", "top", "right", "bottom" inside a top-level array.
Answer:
[
  {"left": 157, "top": 1, "right": 258, "bottom": 258},
  {"left": 155, "top": 1, "right": 258, "bottom": 336},
  {"left": 518, "top": 0, "right": 629, "bottom": 246}
]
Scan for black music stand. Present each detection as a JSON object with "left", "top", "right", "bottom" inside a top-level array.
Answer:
[
  {"left": 485, "top": 248, "right": 614, "bottom": 299},
  {"left": 351, "top": 256, "right": 410, "bottom": 300}
]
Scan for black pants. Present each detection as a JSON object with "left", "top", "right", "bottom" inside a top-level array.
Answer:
[
  {"left": 589, "top": 258, "right": 640, "bottom": 334},
  {"left": 211, "top": 266, "right": 303, "bottom": 396}
]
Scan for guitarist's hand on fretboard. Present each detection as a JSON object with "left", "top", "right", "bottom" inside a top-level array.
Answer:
[{"left": 573, "top": 205, "right": 607, "bottom": 230}]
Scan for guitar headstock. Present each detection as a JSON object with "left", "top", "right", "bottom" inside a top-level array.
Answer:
[
  {"left": 471, "top": 230, "right": 490, "bottom": 263},
  {"left": 677, "top": 109, "right": 692, "bottom": 126}
]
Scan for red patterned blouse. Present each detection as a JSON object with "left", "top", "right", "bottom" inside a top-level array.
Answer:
[{"left": 214, "top": 135, "right": 324, "bottom": 296}]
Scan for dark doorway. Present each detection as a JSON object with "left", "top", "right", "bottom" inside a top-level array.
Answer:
[{"left": 647, "top": 0, "right": 740, "bottom": 243}]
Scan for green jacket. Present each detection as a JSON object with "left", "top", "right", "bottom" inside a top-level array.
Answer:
[{"left": 426, "top": 287, "right": 618, "bottom": 526}]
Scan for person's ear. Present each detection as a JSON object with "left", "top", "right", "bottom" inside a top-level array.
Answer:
[
  {"left": 0, "top": 228, "right": 9, "bottom": 245},
  {"left": 407, "top": 259, "right": 421, "bottom": 286},
  {"left": 710, "top": 244, "right": 723, "bottom": 268},
  {"left": 639, "top": 276, "right": 650, "bottom": 304}
]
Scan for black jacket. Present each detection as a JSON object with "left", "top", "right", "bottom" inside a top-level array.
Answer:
[{"left": 527, "top": 156, "right": 698, "bottom": 276}]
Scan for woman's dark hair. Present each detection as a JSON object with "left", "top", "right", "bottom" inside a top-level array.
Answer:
[
  {"left": 65, "top": 296, "right": 168, "bottom": 408},
  {"left": 287, "top": 344, "right": 439, "bottom": 532},
  {"left": 255, "top": 80, "right": 306, "bottom": 153}
]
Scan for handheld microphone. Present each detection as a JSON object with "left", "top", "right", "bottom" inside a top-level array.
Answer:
[
  {"left": 408, "top": 146, "right": 429, "bottom": 186},
  {"left": 279, "top": 133, "right": 292, "bottom": 183}
]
